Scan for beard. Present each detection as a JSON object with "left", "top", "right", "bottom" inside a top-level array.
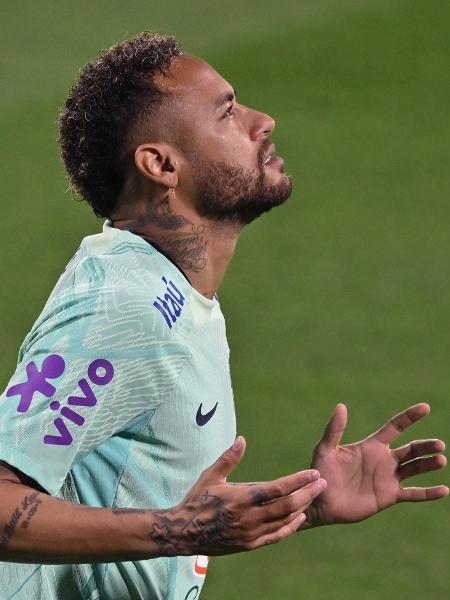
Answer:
[{"left": 187, "top": 145, "right": 293, "bottom": 225}]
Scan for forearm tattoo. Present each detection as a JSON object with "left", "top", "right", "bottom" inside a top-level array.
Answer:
[
  {"left": 0, "top": 492, "right": 42, "bottom": 549},
  {"left": 150, "top": 490, "right": 236, "bottom": 555}
]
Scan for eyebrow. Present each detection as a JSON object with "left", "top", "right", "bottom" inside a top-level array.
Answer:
[{"left": 214, "top": 89, "right": 237, "bottom": 110}]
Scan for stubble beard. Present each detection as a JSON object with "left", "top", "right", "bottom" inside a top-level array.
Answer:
[{"left": 188, "top": 146, "right": 293, "bottom": 226}]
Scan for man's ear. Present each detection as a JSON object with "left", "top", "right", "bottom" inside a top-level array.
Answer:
[{"left": 134, "top": 143, "right": 179, "bottom": 188}]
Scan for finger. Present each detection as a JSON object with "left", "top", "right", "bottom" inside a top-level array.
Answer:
[
  {"left": 315, "top": 404, "right": 347, "bottom": 452},
  {"left": 398, "top": 485, "right": 449, "bottom": 503},
  {"left": 200, "top": 436, "right": 246, "bottom": 484},
  {"left": 247, "top": 506, "right": 306, "bottom": 541},
  {"left": 258, "top": 478, "right": 327, "bottom": 520},
  {"left": 398, "top": 455, "right": 447, "bottom": 481},
  {"left": 247, "top": 512, "right": 307, "bottom": 550},
  {"left": 248, "top": 469, "right": 321, "bottom": 505},
  {"left": 394, "top": 439, "right": 446, "bottom": 463},
  {"left": 372, "top": 403, "right": 430, "bottom": 445}
]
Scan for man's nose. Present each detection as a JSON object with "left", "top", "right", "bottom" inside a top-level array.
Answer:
[{"left": 249, "top": 110, "right": 275, "bottom": 140}]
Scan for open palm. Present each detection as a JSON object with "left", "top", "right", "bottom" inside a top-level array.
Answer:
[{"left": 304, "top": 403, "right": 448, "bottom": 527}]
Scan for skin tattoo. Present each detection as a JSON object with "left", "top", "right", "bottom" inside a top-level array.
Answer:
[
  {"left": 149, "top": 490, "right": 237, "bottom": 555},
  {"left": 125, "top": 195, "right": 208, "bottom": 274},
  {"left": 0, "top": 492, "right": 42, "bottom": 549}
]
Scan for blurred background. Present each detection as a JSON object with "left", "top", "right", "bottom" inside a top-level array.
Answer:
[{"left": 1, "top": 0, "right": 449, "bottom": 597}]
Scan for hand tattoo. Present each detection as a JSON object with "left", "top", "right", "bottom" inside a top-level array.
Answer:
[
  {"left": 149, "top": 490, "right": 236, "bottom": 555},
  {"left": 249, "top": 487, "right": 271, "bottom": 505}
]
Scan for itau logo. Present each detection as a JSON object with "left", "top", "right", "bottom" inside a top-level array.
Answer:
[
  {"left": 153, "top": 276, "right": 185, "bottom": 329},
  {"left": 6, "top": 354, "right": 114, "bottom": 446}
]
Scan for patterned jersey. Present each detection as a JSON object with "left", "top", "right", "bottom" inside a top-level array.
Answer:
[{"left": 0, "top": 221, "right": 236, "bottom": 600}]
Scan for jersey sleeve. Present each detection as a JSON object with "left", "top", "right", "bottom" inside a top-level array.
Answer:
[{"left": 0, "top": 255, "right": 191, "bottom": 496}]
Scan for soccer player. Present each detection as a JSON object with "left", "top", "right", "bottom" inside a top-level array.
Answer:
[{"left": 0, "top": 32, "right": 447, "bottom": 600}]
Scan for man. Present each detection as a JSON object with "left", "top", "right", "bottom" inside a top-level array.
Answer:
[{"left": 0, "top": 32, "right": 447, "bottom": 600}]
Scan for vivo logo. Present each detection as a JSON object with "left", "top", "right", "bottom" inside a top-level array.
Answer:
[
  {"left": 153, "top": 276, "right": 185, "bottom": 329},
  {"left": 6, "top": 354, "right": 114, "bottom": 447},
  {"left": 43, "top": 358, "right": 114, "bottom": 446}
]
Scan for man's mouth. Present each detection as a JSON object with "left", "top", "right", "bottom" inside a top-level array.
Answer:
[
  {"left": 263, "top": 143, "right": 275, "bottom": 165},
  {"left": 263, "top": 143, "right": 284, "bottom": 169}
]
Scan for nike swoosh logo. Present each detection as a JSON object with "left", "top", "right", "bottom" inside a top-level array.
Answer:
[{"left": 196, "top": 402, "right": 218, "bottom": 426}]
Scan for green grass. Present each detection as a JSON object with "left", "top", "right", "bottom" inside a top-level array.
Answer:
[{"left": 1, "top": 0, "right": 449, "bottom": 598}]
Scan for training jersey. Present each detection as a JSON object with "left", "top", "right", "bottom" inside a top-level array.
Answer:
[{"left": 0, "top": 221, "right": 236, "bottom": 600}]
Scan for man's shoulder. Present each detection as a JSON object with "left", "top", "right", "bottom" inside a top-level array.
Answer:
[
  {"left": 19, "top": 227, "right": 194, "bottom": 363},
  {"left": 58, "top": 225, "right": 194, "bottom": 336},
  {"left": 38, "top": 223, "right": 217, "bottom": 347},
  {"left": 77, "top": 224, "right": 160, "bottom": 281},
  {"left": 55, "top": 224, "right": 177, "bottom": 296}
]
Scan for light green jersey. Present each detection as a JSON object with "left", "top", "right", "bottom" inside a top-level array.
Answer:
[{"left": 0, "top": 221, "right": 236, "bottom": 600}]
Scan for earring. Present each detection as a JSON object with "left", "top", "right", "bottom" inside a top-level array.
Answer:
[{"left": 169, "top": 188, "right": 176, "bottom": 202}]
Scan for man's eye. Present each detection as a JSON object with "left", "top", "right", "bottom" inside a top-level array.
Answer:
[{"left": 224, "top": 104, "right": 234, "bottom": 117}]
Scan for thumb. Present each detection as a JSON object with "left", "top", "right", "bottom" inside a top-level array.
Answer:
[
  {"left": 316, "top": 404, "right": 348, "bottom": 451},
  {"left": 202, "top": 436, "right": 246, "bottom": 484}
]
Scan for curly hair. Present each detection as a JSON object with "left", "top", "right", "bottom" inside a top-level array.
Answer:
[{"left": 59, "top": 32, "right": 183, "bottom": 218}]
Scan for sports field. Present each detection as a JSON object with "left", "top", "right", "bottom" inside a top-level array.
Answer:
[{"left": 1, "top": 0, "right": 449, "bottom": 598}]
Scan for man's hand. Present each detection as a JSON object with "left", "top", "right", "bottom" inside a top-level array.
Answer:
[
  {"left": 303, "top": 403, "right": 448, "bottom": 527},
  {"left": 151, "top": 436, "right": 327, "bottom": 556}
]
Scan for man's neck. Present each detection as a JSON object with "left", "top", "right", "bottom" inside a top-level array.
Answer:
[{"left": 111, "top": 195, "right": 241, "bottom": 299}]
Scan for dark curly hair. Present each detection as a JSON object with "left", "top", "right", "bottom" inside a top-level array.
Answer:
[{"left": 59, "top": 32, "right": 183, "bottom": 218}]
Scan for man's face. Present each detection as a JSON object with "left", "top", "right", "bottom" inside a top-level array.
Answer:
[{"left": 156, "top": 54, "right": 293, "bottom": 225}]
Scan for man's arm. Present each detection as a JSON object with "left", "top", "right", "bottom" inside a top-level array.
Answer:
[
  {"left": 0, "top": 437, "right": 327, "bottom": 563},
  {"left": 301, "top": 403, "right": 448, "bottom": 529}
]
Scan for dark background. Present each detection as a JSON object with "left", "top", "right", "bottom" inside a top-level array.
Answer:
[{"left": 1, "top": 1, "right": 449, "bottom": 597}]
